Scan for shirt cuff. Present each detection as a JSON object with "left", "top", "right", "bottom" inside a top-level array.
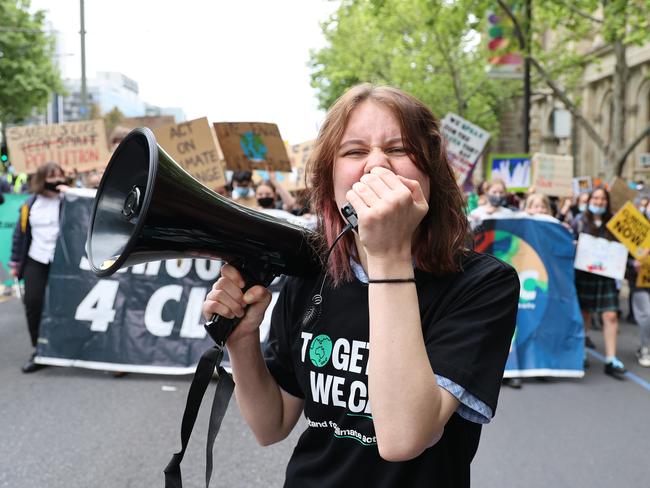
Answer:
[{"left": 436, "top": 374, "right": 493, "bottom": 424}]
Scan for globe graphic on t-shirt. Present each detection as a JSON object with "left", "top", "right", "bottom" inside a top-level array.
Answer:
[
  {"left": 475, "top": 229, "right": 549, "bottom": 348},
  {"left": 309, "top": 334, "right": 333, "bottom": 367}
]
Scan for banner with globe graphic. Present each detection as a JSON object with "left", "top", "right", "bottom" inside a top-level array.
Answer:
[{"left": 475, "top": 218, "right": 585, "bottom": 377}]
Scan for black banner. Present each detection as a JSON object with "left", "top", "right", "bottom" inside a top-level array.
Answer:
[{"left": 37, "top": 190, "right": 279, "bottom": 374}]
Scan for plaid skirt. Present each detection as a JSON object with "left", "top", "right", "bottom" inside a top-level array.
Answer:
[{"left": 575, "top": 270, "right": 619, "bottom": 313}]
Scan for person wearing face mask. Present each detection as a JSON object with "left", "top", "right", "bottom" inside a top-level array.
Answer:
[
  {"left": 468, "top": 179, "right": 513, "bottom": 228},
  {"left": 571, "top": 187, "right": 626, "bottom": 378},
  {"left": 231, "top": 171, "right": 256, "bottom": 201},
  {"left": 255, "top": 180, "right": 314, "bottom": 228},
  {"left": 9, "top": 162, "right": 69, "bottom": 373}
]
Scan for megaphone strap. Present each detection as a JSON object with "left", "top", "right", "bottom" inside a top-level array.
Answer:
[{"left": 164, "top": 346, "right": 234, "bottom": 488}]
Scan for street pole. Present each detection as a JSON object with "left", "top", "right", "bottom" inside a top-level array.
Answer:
[
  {"left": 79, "top": 0, "right": 88, "bottom": 120},
  {"left": 523, "top": 0, "right": 531, "bottom": 153}
]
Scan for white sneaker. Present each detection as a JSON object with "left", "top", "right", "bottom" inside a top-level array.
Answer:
[{"left": 637, "top": 347, "right": 650, "bottom": 367}]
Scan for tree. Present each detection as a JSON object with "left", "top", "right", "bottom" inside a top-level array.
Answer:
[
  {"left": 0, "top": 0, "right": 63, "bottom": 134},
  {"left": 102, "top": 106, "right": 124, "bottom": 138},
  {"left": 497, "top": 0, "right": 650, "bottom": 177},
  {"left": 309, "top": 0, "right": 520, "bottom": 136}
]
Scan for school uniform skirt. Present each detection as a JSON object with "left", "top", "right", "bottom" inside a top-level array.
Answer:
[{"left": 575, "top": 270, "right": 619, "bottom": 313}]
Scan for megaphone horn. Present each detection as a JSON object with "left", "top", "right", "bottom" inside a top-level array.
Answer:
[{"left": 87, "top": 127, "right": 320, "bottom": 344}]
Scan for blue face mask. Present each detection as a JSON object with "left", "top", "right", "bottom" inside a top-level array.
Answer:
[
  {"left": 233, "top": 187, "right": 250, "bottom": 198},
  {"left": 578, "top": 204, "right": 587, "bottom": 212},
  {"left": 588, "top": 204, "right": 606, "bottom": 215}
]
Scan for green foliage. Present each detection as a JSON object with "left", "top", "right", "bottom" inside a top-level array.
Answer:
[
  {"left": 309, "top": 0, "right": 520, "bottom": 136},
  {"left": 531, "top": 0, "right": 650, "bottom": 95},
  {"left": 0, "top": 0, "right": 63, "bottom": 125}
]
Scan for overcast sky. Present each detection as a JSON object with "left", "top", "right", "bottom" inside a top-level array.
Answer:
[{"left": 30, "top": 0, "right": 339, "bottom": 144}]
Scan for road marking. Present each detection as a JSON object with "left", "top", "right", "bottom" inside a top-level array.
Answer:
[{"left": 587, "top": 349, "right": 650, "bottom": 392}]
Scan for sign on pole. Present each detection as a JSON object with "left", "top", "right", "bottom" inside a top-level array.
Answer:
[
  {"left": 531, "top": 153, "right": 573, "bottom": 197},
  {"left": 487, "top": 154, "right": 531, "bottom": 192},
  {"left": 153, "top": 117, "right": 227, "bottom": 189},
  {"left": 213, "top": 122, "right": 291, "bottom": 172},
  {"left": 6, "top": 120, "right": 111, "bottom": 174},
  {"left": 609, "top": 177, "right": 638, "bottom": 213},
  {"left": 440, "top": 113, "right": 490, "bottom": 186},
  {"left": 572, "top": 176, "right": 593, "bottom": 195},
  {"left": 606, "top": 201, "right": 650, "bottom": 259}
]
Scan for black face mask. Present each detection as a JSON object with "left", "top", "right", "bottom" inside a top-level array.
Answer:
[
  {"left": 44, "top": 180, "right": 66, "bottom": 192},
  {"left": 257, "top": 197, "right": 275, "bottom": 209}
]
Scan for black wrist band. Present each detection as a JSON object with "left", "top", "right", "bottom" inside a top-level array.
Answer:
[{"left": 367, "top": 278, "right": 416, "bottom": 284}]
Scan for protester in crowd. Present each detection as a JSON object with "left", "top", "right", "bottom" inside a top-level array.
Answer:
[
  {"left": 9, "top": 162, "right": 69, "bottom": 373},
  {"left": 476, "top": 179, "right": 489, "bottom": 206},
  {"left": 625, "top": 247, "right": 650, "bottom": 367},
  {"left": 559, "top": 192, "right": 589, "bottom": 224},
  {"left": 524, "top": 193, "right": 552, "bottom": 216},
  {"left": 637, "top": 196, "right": 649, "bottom": 214},
  {"left": 468, "top": 179, "right": 514, "bottom": 227},
  {"left": 84, "top": 170, "right": 102, "bottom": 189},
  {"left": 230, "top": 170, "right": 256, "bottom": 206},
  {"left": 571, "top": 187, "right": 626, "bottom": 377},
  {"left": 109, "top": 126, "right": 132, "bottom": 153},
  {"left": 203, "top": 83, "right": 519, "bottom": 485},
  {"left": 255, "top": 180, "right": 315, "bottom": 228}
]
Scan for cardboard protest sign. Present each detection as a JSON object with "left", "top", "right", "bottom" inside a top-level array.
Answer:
[
  {"left": 285, "top": 139, "right": 315, "bottom": 191},
  {"left": 574, "top": 233, "right": 628, "bottom": 280},
  {"left": 6, "top": 120, "right": 110, "bottom": 174},
  {"left": 213, "top": 122, "right": 291, "bottom": 172},
  {"left": 121, "top": 115, "right": 176, "bottom": 129},
  {"left": 440, "top": 113, "right": 490, "bottom": 186},
  {"left": 487, "top": 154, "right": 532, "bottom": 192},
  {"left": 153, "top": 117, "right": 226, "bottom": 189},
  {"left": 531, "top": 153, "right": 573, "bottom": 197},
  {"left": 609, "top": 177, "right": 638, "bottom": 213},
  {"left": 572, "top": 176, "right": 592, "bottom": 195},
  {"left": 605, "top": 201, "right": 650, "bottom": 259}
]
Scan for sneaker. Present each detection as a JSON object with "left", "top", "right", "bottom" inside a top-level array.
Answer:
[
  {"left": 21, "top": 353, "right": 47, "bottom": 374},
  {"left": 502, "top": 377, "right": 523, "bottom": 389},
  {"left": 604, "top": 358, "right": 627, "bottom": 379},
  {"left": 585, "top": 336, "right": 596, "bottom": 350},
  {"left": 636, "top": 347, "right": 650, "bottom": 367}
]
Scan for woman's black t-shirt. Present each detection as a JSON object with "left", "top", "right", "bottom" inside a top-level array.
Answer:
[{"left": 265, "top": 251, "right": 519, "bottom": 488}]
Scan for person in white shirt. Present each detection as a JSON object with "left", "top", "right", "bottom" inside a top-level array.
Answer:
[
  {"left": 468, "top": 179, "right": 513, "bottom": 228},
  {"left": 9, "top": 162, "right": 70, "bottom": 373}
]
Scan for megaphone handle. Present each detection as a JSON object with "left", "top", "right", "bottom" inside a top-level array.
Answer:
[{"left": 204, "top": 261, "right": 275, "bottom": 347}]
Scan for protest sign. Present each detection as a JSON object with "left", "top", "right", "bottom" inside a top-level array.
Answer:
[
  {"left": 572, "top": 176, "right": 592, "bottom": 195},
  {"left": 36, "top": 190, "right": 278, "bottom": 373},
  {"left": 475, "top": 218, "right": 583, "bottom": 377},
  {"left": 285, "top": 139, "right": 315, "bottom": 191},
  {"left": 121, "top": 115, "right": 176, "bottom": 129},
  {"left": 636, "top": 264, "right": 650, "bottom": 288},
  {"left": 574, "top": 233, "right": 628, "bottom": 280},
  {"left": 606, "top": 201, "right": 650, "bottom": 259},
  {"left": 213, "top": 122, "right": 291, "bottom": 172},
  {"left": 5, "top": 120, "right": 110, "bottom": 174},
  {"left": 0, "top": 194, "right": 30, "bottom": 285},
  {"left": 153, "top": 117, "right": 227, "bottom": 189},
  {"left": 487, "top": 154, "right": 531, "bottom": 192},
  {"left": 440, "top": 113, "right": 490, "bottom": 186},
  {"left": 531, "top": 153, "right": 573, "bottom": 197},
  {"left": 609, "top": 177, "right": 638, "bottom": 213}
]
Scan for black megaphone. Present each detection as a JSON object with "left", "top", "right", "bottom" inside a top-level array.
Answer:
[{"left": 86, "top": 127, "right": 321, "bottom": 345}]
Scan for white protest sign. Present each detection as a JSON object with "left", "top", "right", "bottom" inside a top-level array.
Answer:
[
  {"left": 531, "top": 153, "right": 574, "bottom": 197},
  {"left": 441, "top": 113, "right": 490, "bottom": 186},
  {"left": 574, "top": 233, "right": 628, "bottom": 280}
]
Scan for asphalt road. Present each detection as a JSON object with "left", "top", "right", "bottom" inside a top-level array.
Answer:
[{"left": 1, "top": 296, "right": 649, "bottom": 488}]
